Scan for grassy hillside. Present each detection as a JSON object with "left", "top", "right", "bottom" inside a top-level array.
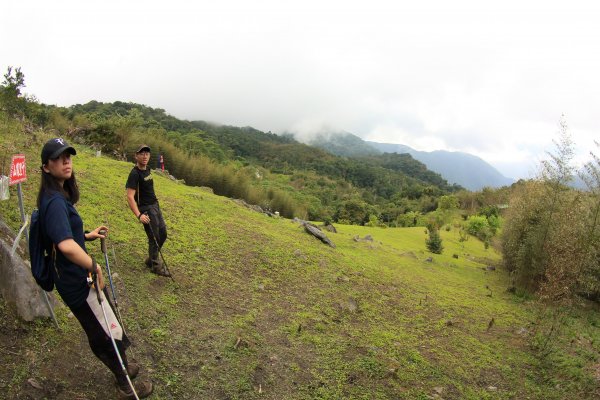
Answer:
[
  {"left": 1, "top": 129, "right": 599, "bottom": 399},
  {"left": 62, "top": 101, "right": 462, "bottom": 223}
]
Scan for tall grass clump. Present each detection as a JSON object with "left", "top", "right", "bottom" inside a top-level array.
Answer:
[
  {"left": 501, "top": 117, "right": 600, "bottom": 302},
  {"left": 63, "top": 112, "right": 305, "bottom": 219}
]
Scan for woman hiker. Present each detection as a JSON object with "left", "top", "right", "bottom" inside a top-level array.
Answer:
[{"left": 36, "top": 138, "right": 153, "bottom": 399}]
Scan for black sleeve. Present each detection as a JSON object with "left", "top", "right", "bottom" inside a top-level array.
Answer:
[{"left": 125, "top": 168, "right": 139, "bottom": 190}]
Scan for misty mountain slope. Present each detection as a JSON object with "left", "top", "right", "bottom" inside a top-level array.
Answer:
[
  {"left": 302, "top": 130, "right": 513, "bottom": 190},
  {"left": 308, "top": 132, "right": 513, "bottom": 190},
  {"left": 368, "top": 141, "right": 514, "bottom": 190},
  {"left": 308, "top": 131, "right": 381, "bottom": 157}
]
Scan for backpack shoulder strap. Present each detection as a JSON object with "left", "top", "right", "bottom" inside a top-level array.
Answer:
[
  {"left": 136, "top": 167, "right": 142, "bottom": 206},
  {"left": 41, "top": 194, "right": 61, "bottom": 275},
  {"left": 40, "top": 193, "right": 68, "bottom": 245}
]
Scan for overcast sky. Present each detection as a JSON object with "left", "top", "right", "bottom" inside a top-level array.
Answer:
[{"left": 2, "top": 0, "right": 599, "bottom": 179}]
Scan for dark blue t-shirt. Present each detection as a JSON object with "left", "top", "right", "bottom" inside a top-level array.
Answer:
[{"left": 40, "top": 191, "right": 89, "bottom": 309}]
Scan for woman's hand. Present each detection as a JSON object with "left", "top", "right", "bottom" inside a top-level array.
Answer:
[{"left": 85, "top": 226, "right": 109, "bottom": 241}]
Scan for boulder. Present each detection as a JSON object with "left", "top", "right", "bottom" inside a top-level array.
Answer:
[
  {"left": 353, "top": 234, "right": 374, "bottom": 242},
  {"left": 323, "top": 224, "right": 337, "bottom": 233},
  {"left": 0, "top": 220, "right": 60, "bottom": 321},
  {"left": 232, "top": 198, "right": 264, "bottom": 214},
  {"left": 302, "top": 222, "right": 336, "bottom": 248}
]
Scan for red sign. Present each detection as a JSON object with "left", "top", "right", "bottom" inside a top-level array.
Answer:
[{"left": 9, "top": 154, "right": 27, "bottom": 185}]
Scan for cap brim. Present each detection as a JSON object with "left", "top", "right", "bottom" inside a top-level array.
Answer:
[{"left": 49, "top": 146, "right": 76, "bottom": 160}]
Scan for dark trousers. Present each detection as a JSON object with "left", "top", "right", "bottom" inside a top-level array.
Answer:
[
  {"left": 71, "top": 290, "right": 131, "bottom": 386},
  {"left": 139, "top": 203, "right": 167, "bottom": 263}
]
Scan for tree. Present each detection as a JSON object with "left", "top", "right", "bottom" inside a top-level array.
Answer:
[
  {"left": 335, "top": 199, "right": 370, "bottom": 225},
  {"left": 0, "top": 66, "right": 27, "bottom": 116},
  {"left": 108, "top": 109, "right": 144, "bottom": 160},
  {"left": 438, "top": 195, "right": 459, "bottom": 211},
  {"left": 2, "top": 66, "right": 25, "bottom": 97},
  {"left": 426, "top": 223, "right": 443, "bottom": 254},
  {"left": 501, "top": 116, "right": 581, "bottom": 298},
  {"left": 466, "top": 215, "right": 489, "bottom": 236},
  {"left": 577, "top": 142, "right": 600, "bottom": 299}
]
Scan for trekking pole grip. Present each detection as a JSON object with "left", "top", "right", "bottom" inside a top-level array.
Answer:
[{"left": 99, "top": 229, "right": 107, "bottom": 253}]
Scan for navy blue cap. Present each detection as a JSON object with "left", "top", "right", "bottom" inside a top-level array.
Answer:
[{"left": 41, "top": 138, "right": 76, "bottom": 164}]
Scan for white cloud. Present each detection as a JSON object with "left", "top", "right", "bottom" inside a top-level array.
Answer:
[{"left": 1, "top": 0, "right": 599, "bottom": 180}]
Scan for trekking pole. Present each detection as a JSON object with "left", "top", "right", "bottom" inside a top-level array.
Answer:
[
  {"left": 103, "top": 215, "right": 133, "bottom": 303},
  {"left": 91, "top": 257, "right": 139, "bottom": 400},
  {"left": 144, "top": 212, "right": 175, "bottom": 283},
  {"left": 98, "top": 230, "right": 126, "bottom": 329}
]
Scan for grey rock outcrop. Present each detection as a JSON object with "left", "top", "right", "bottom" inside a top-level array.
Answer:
[
  {"left": 301, "top": 222, "right": 336, "bottom": 248},
  {"left": 0, "top": 220, "right": 60, "bottom": 321}
]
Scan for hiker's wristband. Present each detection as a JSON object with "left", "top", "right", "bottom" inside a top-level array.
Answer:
[{"left": 137, "top": 213, "right": 142, "bottom": 220}]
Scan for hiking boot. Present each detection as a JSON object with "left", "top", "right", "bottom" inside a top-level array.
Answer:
[
  {"left": 151, "top": 264, "right": 171, "bottom": 277},
  {"left": 117, "top": 378, "right": 153, "bottom": 399},
  {"left": 127, "top": 359, "right": 139, "bottom": 379},
  {"left": 144, "top": 258, "right": 152, "bottom": 269}
]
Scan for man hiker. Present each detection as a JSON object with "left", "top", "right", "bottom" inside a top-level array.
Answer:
[{"left": 126, "top": 144, "right": 170, "bottom": 276}]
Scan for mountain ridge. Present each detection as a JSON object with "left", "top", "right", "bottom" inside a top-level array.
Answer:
[
  {"left": 303, "top": 130, "right": 513, "bottom": 190},
  {"left": 367, "top": 141, "right": 515, "bottom": 190}
]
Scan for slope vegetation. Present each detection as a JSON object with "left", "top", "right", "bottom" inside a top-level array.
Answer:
[{"left": 0, "top": 130, "right": 599, "bottom": 399}]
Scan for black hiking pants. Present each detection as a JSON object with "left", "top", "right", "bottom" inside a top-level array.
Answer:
[
  {"left": 70, "top": 289, "right": 131, "bottom": 386},
  {"left": 139, "top": 203, "right": 167, "bottom": 265}
]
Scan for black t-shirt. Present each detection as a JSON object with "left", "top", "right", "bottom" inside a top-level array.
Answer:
[
  {"left": 41, "top": 191, "right": 89, "bottom": 309},
  {"left": 125, "top": 166, "right": 157, "bottom": 206}
]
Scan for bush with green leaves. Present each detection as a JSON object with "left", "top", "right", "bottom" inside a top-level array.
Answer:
[
  {"left": 426, "top": 224, "right": 444, "bottom": 254},
  {"left": 396, "top": 211, "right": 421, "bottom": 227},
  {"left": 466, "top": 215, "right": 489, "bottom": 237},
  {"left": 486, "top": 214, "right": 501, "bottom": 235}
]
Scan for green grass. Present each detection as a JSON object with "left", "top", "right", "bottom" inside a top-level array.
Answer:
[{"left": 0, "top": 122, "right": 599, "bottom": 399}]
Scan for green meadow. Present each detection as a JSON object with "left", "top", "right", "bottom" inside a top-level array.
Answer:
[{"left": 1, "top": 129, "right": 599, "bottom": 399}]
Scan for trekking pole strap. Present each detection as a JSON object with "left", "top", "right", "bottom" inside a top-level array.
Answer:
[
  {"left": 97, "top": 229, "right": 127, "bottom": 330},
  {"left": 90, "top": 256, "right": 102, "bottom": 303}
]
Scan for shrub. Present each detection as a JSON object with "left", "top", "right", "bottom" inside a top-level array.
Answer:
[
  {"left": 426, "top": 224, "right": 443, "bottom": 254},
  {"left": 466, "top": 215, "right": 489, "bottom": 236},
  {"left": 500, "top": 119, "right": 596, "bottom": 300}
]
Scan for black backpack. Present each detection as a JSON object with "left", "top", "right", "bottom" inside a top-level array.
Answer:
[{"left": 29, "top": 200, "right": 56, "bottom": 292}]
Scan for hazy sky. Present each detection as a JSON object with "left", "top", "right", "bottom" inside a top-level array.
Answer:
[{"left": 2, "top": 0, "right": 599, "bottom": 179}]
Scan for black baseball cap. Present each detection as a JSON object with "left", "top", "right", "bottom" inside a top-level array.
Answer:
[
  {"left": 41, "top": 138, "right": 76, "bottom": 164},
  {"left": 136, "top": 144, "right": 151, "bottom": 153}
]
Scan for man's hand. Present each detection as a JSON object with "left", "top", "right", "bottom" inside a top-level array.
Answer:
[{"left": 139, "top": 213, "right": 150, "bottom": 224}]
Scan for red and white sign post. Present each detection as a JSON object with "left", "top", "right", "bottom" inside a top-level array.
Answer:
[
  {"left": 9, "top": 154, "right": 58, "bottom": 328},
  {"left": 9, "top": 154, "right": 27, "bottom": 185},
  {"left": 9, "top": 155, "right": 28, "bottom": 227}
]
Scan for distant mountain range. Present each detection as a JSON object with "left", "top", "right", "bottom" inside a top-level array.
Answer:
[{"left": 308, "top": 132, "right": 515, "bottom": 191}]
